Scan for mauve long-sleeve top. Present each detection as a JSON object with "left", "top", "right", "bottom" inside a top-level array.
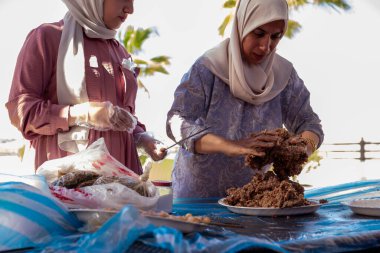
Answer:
[
  {"left": 6, "top": 20, "right": 144, "bottom": 174},
  {"left": 167, "top": 57, "right": 324, "bottom": 198}
]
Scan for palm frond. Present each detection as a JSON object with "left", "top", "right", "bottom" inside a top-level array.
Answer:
[
  {"left": 218, "top": 13, "right": 233, "bottom": 37},
  {"left": 120, "top": 26, "right": 134, "bottom": 53},
  {"left": 287, "top": 0, "right": 309, "bottom": 10},
  {"left": 133, "top": 58, "right": 148, "bottom": 65},
  {"left": 119, "top": 26, "right": 171, "bottom": 93},
  {"left": 133, "top": 27, "right": 158, "bottom": 53},
  {"left": 150, "top": 55, "right": 171, "bottom": 65},
  {"left": 223, "top": 0, "right": 237, "bottom": 8},
  {"left": 285, "top": 19, "right": 302, "bottom": 38},
  {"left": 143, "top": 63, "right": 169, "bottom": 76},
  {"left": 120, "top": 26, "right": 158, "bottom": 55},
  {"left": 312, "top": 0, "right": 351, "bottom": 12},
  {"left": 134, "top": 57, "right": 170, "bottom": 77}
]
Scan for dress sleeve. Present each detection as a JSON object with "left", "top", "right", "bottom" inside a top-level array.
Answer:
[
  {"left": 5, "top": 26, "right": 70, "bottom": 141},
  {"left": 281, "top": 68, "right": 324, "bottom": 147},
  {"left": 166, "top": 60, "right": 212, "bottom": 153},
  {"left": 133, "top": 119, "right": 146, "bottom": 135}
]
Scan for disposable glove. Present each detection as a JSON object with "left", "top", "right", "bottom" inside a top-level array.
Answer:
[
  {"left": 109, "top": 105, "right": 137, "bottom": 132},
  {"left": 135, "top": 132, "right": 167, "bottom": 161},
  {"left": 69, "top": 101, "right": 136, "bottom": 132}
]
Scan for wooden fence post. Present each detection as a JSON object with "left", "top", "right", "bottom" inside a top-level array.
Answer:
[{"left": 359, "top": 138, "right": 365, "bottom": 162}]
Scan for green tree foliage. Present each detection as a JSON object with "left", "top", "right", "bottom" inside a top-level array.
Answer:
[
  {"left": 218, "top": 0, "right": 351, "bottom": 38},
  {"left": 304, "top": 150, "right": 323, "bottom": 173},
  {"left": 119, "top": 26, "right": 171, "bottom": 94}
]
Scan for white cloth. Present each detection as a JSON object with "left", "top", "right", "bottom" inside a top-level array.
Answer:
[
  {"left": 203, "top": 0, "right": 293, "bottom": 105},
  {"left": 57, "top": 0, "right": 116, "bottom": 153}
]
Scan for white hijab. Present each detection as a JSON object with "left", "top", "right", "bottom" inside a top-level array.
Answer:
[
  {"left": 57, "top": 0, "right": 116, "bottom": 153},
  {"left": 203, "top": 0, "right": 293, "bottom": 105}
]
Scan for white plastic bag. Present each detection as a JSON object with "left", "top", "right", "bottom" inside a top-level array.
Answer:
[{"left": 36, "top": 138, "right": 159, "bottom": 210}]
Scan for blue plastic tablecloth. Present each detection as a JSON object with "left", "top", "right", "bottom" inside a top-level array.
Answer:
[{"left": 2, "top": 175, "right": 380, "bottom": 253}]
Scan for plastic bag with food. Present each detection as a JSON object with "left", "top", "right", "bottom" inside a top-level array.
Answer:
[{"left": 36, "top": 138, "right": 159, "bottom": 210}]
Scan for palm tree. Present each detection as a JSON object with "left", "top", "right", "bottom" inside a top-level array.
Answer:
[
  {"left": 119, "top": 26, "right": 171, "bottom": 94},
  {"left": 218, "top": 0, "right": 351, "bottom": 38}
]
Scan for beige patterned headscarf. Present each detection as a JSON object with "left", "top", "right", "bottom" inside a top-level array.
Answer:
[
  {"left": 203, "top": 0, "right": 293, "bottom": 105},
  {"left": 57, "top": 0, "right": 116, "bottom": 153}
]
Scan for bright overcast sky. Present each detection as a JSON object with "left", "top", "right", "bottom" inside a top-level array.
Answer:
[{"left": 0, "top": 0, "right": 379, "bottom": 145}]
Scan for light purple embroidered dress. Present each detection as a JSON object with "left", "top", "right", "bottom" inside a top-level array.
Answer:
[{"left": 166, "top": 57, "right": 324, "bottom": 198}]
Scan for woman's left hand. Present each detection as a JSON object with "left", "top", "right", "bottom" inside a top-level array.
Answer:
[
  {"left": 299, "top": 131, "right": 319, "bottom": 157},
  {"left": 147, "top": 146, "right": 167, "bottom": 161},
  {"left": 136, "top": 133, "right": 167, "bottom": 161}
]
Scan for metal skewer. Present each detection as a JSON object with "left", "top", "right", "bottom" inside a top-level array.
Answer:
[{"left": 164, "top": 126, "right": 211, "bottom": 151}]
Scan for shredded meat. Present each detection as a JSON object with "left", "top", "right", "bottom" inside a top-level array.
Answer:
[
  {"left": 225, "top": 171, "right": 309, "bottom": 208},
  {"left": 52, "top": 171, "right": 153, "bottom": 197},
  {"left": 52, "top": 170, "right": 100, "bottom": 189},
  {"left": 245, "top": 128, "right": 308, "bottom": 179},
  {"left": 93, "top": 176, "right": 154, "bottom": 197},
  {"left": 225, "top": 128, "right": 312, "bottom": 208}
]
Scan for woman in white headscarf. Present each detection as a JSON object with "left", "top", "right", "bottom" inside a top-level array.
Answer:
[
  {"left": 167, "top": 0, "right": 323, "bottom": 198},
  {"left": 6, "top": 0, "right": 166, "bottom": 173}
]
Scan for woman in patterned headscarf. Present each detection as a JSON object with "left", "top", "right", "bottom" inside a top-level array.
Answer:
[
  {"left": 6, "top": 0, "right": 166, "bottom": 172},
  {"left": 167, "top": 0, "right": 323, "bottom": 198}
]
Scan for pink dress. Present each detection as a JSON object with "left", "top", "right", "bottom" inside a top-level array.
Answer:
[{"left": 6, "top": 20, "right": 145, "bottom": 174}]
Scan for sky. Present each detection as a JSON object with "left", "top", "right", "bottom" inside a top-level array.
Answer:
[{"left": 0, "top": 0, "right": 379, "bottom": 147}]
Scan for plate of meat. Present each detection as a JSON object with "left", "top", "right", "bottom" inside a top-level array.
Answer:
[
  {"left": 218, "top": 198, "right": 321, "bottom": 216},
  {"left": 219, "top": 128, "right": 323, "bottom": 216}
]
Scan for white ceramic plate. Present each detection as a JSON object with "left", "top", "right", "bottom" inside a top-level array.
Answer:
[
  {"left": 342, "top": 199, "right": 380, "bottom": 217},
  {"left": 218, "top": 198, "right": 321, "bottom": 216}
]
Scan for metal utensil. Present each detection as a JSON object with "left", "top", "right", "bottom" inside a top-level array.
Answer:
[{"left": 165, "top": 126, "right": 211, "bottom": 151}]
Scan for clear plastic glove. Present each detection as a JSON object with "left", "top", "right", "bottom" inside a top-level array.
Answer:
[
  {"left": 69, "top": 101, "right": 137, "bottom": 132},
  {"left": 109, "top": 106, "right": 137, "bottom": 132},
  {"left": 135, "top": 132, "right": 167, "bottom": 161}
]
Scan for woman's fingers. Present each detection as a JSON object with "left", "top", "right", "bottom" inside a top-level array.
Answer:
[
  {"left": 109, "top": 106, "right": 136, "bottom": 131},
  {"left": 245, "top": 148, "right": 265, "bottom": 157},
  {"left": 149, "top": 147, "right": 167, "bottom": 161},
  {"left": 288, "top": 136, "right": 303, "bottom": 144},
  {"left": 240, "top": 137, "right": 276, "bottom": 149},
  {"left": 250, "top": 141, "right": 275, "bottom": 149},
  {"left": 225, "top": 143, "right": 265, "bottom": 157}
]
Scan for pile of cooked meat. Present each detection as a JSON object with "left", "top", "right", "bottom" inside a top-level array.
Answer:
[
  {"left": 52, "top": 170, "right": 153, "bottom": 197},
  {"left": 245, "top": 128, "right": 309, "bottom": 180},
  {"left": 225, "top": 171, "right": 310, "bottom": 208},
  {"left": 225, "top": 128, "right": 311, "bottom": 208}
]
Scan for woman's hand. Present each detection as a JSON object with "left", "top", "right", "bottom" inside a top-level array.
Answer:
[
  {"left": 136, "top": 133, "right": 167, "bottom": 161},
  {"left": 225, "top": 133, "right": 280, "bottom": 156},
  {"left": 195, "top": 133, "right": 280, "bottom": 157},
  {"left": 300, "top": 131, "right": 319, "bottom": 157},
  {"left": 109, "top": 106, "right": 137, "bottom": 132},
  {"left": 69, "top": 101, "right": 137, "bottom": 132}
]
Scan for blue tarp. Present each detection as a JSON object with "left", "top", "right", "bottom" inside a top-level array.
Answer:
[{"left": 2, "top": 174, "right": 380, "bottom": 252}]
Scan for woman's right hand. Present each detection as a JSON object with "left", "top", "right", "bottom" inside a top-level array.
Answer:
[
  {"left": 223, "top": 133, "right": 279, "bottom": 157},
  {"left": 69, "top": 101, "right": 136, "bottom": 132},
  {"left": 194, "top": 132, "right": 279, "bottom": 157}
]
